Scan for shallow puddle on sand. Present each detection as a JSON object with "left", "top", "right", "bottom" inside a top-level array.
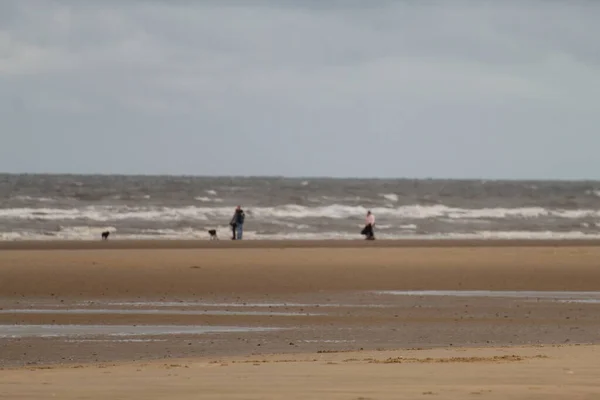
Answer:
[
  {"left": 65, "top": 338, "right": 168, "bottom": 343},
  {"left": 375, "top": 290, "right": 600, "bottom": 300},
  {"left": 557, "top": 299, "right": 600, "bottom": 304},
  {"left": 0, "top": 308, "right": 321, "bottom": 316},
  {"left": 301, "top": 339, "right": 356, "bottom": 343},
  {"left": 94, "top": 301, "right": 390, "bottom": 308},
  {"left": 0, "top": 324, "right": 280, "bottom": 338}
]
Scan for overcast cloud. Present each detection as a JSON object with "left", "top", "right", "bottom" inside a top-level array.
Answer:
[{"left": 1, "top": 1, "right": 599, "bottom": 179}]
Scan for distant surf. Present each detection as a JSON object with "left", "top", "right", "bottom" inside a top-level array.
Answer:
[{"left": 1, "top": 174, "right": 600, "bottom": 240}]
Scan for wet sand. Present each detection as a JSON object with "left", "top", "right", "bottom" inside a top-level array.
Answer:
[
  {"left": 2, "top": 241, "right": 600, "bottom": 397},
  {"left": 3, "top": 243, "right": 600, "bottom": 299},
  {"left": 3, "top": 238, "right": 600, "bottom": 250}
]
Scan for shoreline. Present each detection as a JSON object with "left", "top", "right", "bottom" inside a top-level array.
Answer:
[{"left": 3, "top": 238, "right": 600, "bottom": 250}]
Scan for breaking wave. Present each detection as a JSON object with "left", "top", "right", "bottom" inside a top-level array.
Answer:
[
  {"left": 1, "top": 204, "right": 600, "bottom": 222},
  {"left": 380, "top": 193, "right": 399, "bottom": 202}
]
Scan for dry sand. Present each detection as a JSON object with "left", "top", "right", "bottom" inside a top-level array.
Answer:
[
  {"left": 1, "top": 241, "right": 600, "bottom": 397},
  {"left": 2, "top": 345, "right": 599, "bottom": 399}
]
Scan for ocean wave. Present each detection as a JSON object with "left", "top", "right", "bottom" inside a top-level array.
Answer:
[
  {"left": 400, "top": 224, "right": 418, "bottom": 230},
  {"left": 380, "top": 193, "right": 399, "bottom": 202},
  {"left": 111, "top": 194, "right": 152, "bottom": 200},
  {"left": 1, "top": 204, "right": 600, "bottom": 222},
  {"left": 585, "top": 190, "right": 600, "bottom": 197},
  {"left": 11, "top": 196, "right": 56, "bottom": 202},
  {"left": 372, "top": 224, "right": 416, "bottom": 230},
  {"left": 194, "top": 197, "right": 223, "bottom": 203}
]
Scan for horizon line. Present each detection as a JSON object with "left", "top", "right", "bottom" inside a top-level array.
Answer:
[{"left": 1, "top": 171, "right": 600, "bottom": 182}]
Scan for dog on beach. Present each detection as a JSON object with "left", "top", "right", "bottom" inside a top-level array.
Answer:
[
  {"left": 101, "top": 231, "right": 110, "bottom": 240},
  {"left": 208, "top": 229, "right": 218, "bottom": 240}
]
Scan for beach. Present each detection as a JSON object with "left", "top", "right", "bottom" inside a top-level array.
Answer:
[
  {"left": 4, "top": 345, "right": 600, "bottom": 399},
  {"left": 2, "top": 240, "right": 600, "bottom": 398}
]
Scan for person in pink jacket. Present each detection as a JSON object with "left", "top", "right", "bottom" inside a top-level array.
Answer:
[{"left": 361, "top": 210, "right": 375, "bottom": 240}]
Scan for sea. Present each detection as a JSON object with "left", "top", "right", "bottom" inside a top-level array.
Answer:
[{"left": 2, "top": 174, "right": 600, "bottom": 241}]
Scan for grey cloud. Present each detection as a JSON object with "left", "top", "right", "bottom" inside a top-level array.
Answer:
[{"left": 0, "top": 1, "right": 599, "bottom": 178}]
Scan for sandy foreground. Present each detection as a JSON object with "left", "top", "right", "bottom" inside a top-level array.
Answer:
[
  {"left": 2, "top": 345, "right": 599, "bottom": 400},
  {"left": 1, "top": 241, "right": 600, "bottom": 398}
]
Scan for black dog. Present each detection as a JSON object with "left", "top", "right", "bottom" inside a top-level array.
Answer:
[
  {"left": 208, "top": 229, "right": 218, "bottom": 240},
  {"left": 101, "top": 231, "right": 110, "bottom": 240}
]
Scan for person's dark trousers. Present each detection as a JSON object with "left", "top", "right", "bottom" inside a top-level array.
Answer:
[
  {"left": 361, "top": 224, "right": 374, "bottom": 239},
  {"left": 231, "top": 223, "right": 237, "bottom": 240}
]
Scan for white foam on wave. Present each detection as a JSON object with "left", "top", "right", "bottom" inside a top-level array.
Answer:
[
  {"left": 381, "top": 193, "right": 399, "bottom": 202},
  {"left": 375, "top": 224, "right": 392, "bottom": 229},
  {"left": 205, "top": 190, "right": 218, "bottom": 196},
  {"left": 0, "top": 206, "right": 212, "bottom": 222},
  {"left": 269, "top": 220, "right": 311, "bottom": 229},
  {"left": 585, "top": 190, "right": 600, "bottom": 198},
  {"left": 0, "top": 226, "right": 118, "bottom": 241},
  {"left": 195, "top": 196, "right": 223, "bottom": 203},
  {"left": 373, "top": 224, "right": 416, "bottom": 230},
  {"left": 11, "top": 196, "right": 56, "bottom": 202},
  {"left": 2, "top": 204, "right": 600, "bottom": 222}
]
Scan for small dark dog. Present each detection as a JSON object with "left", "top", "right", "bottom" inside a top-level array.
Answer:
[
  {"left": 208, "top": 229, "right": 218, "bottom": 240},
  {"left": 101, "top": 231, "right": 110, "bottom": 240}
]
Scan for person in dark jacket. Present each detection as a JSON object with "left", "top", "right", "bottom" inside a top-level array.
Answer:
[{"left": 230, "top": 205, "right": 245, "bottom": 240}]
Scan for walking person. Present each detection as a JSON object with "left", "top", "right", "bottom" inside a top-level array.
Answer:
[
  {"left": 361, "top": 210, "right": 375, "bottom": 240},
  {"left": 230, "top": 205, "right": 245, "bottom": 240}
]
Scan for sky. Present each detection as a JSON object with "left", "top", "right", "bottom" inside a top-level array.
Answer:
[{"left": 1, "top": 1, "right": 599, "bottom": 179}]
